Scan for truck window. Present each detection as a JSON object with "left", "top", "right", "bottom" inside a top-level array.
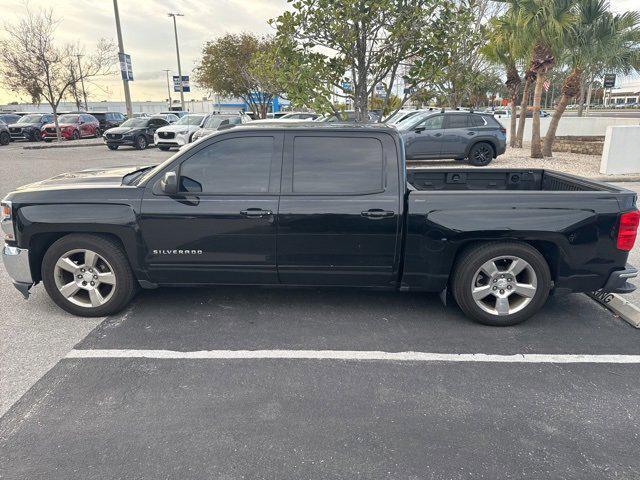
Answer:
[
  {"left": 292, "top": 136, "right": 383, "bottom": 194},
  {"left": 179, "top": 136, "right": 274, "bottom": 194}
]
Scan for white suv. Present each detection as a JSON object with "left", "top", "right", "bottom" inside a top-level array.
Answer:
[{"left": 154, "top": 113, "right": 207, "bottom": 150}]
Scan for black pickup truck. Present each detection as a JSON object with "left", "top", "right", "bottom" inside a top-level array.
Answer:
[{"left": 2, "top": 123, "right": 638, "bottom": 325}]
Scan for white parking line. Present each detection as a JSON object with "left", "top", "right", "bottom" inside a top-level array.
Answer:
[{"left": 66, "top": 349, "right": 640, "bottom": 363}]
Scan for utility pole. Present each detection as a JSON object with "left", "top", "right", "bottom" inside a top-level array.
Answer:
[
  {"left": 163, "top": 69, "right": 172, "bottom": 109},
  {"left": 75, "top": 54, "right": 88, "bottom": 111},
  {"left": 168, "top": 13, "right": 185, "bottom": 111},
  {"left": 113, "top": 0, "right": 133, "bottom": 117}
]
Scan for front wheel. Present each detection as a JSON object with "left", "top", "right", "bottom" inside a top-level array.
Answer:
[
  {"left": 0, "top": 131, "right": 9, "bottom": 145},
  {"left": 451, "top": 242, "right": 551, "bottom": 326},
  {"left": 71, "top": 130, "right": 80, "bottom": 140},
  {"left": 467, "top": 142, "right": 494, "bottom": 166},
  {"left": 42, "top": 234, "right": 137, "bottom": 317}
]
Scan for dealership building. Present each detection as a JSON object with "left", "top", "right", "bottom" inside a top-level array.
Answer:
[{"left": 604, "top": 80, "right": 640, "bottom": 106}]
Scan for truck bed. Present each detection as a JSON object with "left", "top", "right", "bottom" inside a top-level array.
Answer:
[{"left": 406, "top": 168, "right": 624, "bottom": 193}]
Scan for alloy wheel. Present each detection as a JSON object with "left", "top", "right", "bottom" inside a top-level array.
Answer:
[
  {"left": 53, "top": 249, "right": 116, "bottom": 308},
  {"left": 470, "top": 255, "right": 537, "bottom": 316}
]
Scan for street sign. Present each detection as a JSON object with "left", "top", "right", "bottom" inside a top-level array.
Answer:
[
  {"left": 118, "top": 53, "right": 133, "bottom": 81},
  {"left": 172, "top": 75, "right": 190, "bottom": 93},
  {"left": 603, "top": 74, "right": 616, "bottom": 88}
]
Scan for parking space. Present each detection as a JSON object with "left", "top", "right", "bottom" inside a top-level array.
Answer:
[{"left": 1, "top": 145, "right": 640, "bottom": 478}]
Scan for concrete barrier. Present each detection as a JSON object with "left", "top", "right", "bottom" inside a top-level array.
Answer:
[
  {"left": 600, "top": 126, "right": 640, "bottom": 175},
  {"left": 497, "top": 116, "right": 640, "bottom": 142}
]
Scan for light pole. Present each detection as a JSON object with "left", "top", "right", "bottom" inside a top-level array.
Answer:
[
  {"left": 168, "top": 13, "right": 185, "bottom": 111},
  {"left": 113, "top": 0, "right": 133, "bottom": 117},
  {"left": 163, "top": 69, "right": 172, "bottom": 109},
  {"left": 75, "top": 54, "right": 88, "bottom": 111}
]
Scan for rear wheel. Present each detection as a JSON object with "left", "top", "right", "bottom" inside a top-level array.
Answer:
[
  {"left": 0, "top": 131, "right": 9, "bottom": 145},
  {"left": 451, "top": 242, "right": 551, "bottom": 326},
  {"left": 42, "top": 234, "right": 137, "bottom": 317},
  {"left": 467, "top": 142, "right": 494, "bottom": 166},
  {"left": 135, "top": 135, "right": 148, "bottom": 150}
]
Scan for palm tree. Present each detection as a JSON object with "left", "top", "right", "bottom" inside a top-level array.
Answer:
[
  {"left": 513, "top": 0, "right": 577, "bottom": 158},
  {"left": 515, "top": 68, "right": 535, "bottom": 147},
  {"left": 542, "top": 1, "right": 640, "bottom": 156},
  {"left": 483, "top": 14, "right": 525, "bottom": 147}
]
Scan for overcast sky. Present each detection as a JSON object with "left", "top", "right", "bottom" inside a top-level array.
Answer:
[{"left": 0, "top": 0, "right": 637, "bottom": 104}]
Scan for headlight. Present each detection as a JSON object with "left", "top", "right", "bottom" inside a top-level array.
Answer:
[
  {"left": 1, "top": 200, "right": 15, "bottom": 241},
  {"left": 176, "top": 129, "right": 188, "bottom": 135}
]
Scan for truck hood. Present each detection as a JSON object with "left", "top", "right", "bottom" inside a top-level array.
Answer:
[{"left": 14, "top": 165, "right": 151, "bottom": 191}]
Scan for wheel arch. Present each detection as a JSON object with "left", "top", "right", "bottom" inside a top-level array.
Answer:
[{"left": 465, "top": 138, "right": 497, "bottom": 158}]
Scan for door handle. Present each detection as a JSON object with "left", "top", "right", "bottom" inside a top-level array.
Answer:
[
  {"left": 467, "top": 131, "right": 476, "bottom": 135},
  {"left": 434, "top": 133, "right": 442, "bottom": 137},
  {"left": 240, "top": 208, "right": 272, "bottom": 218},
  {"left": 361, "top": 209, "right": 395, "bottom": 219}
]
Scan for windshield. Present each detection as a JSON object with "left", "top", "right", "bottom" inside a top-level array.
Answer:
[
  {"left": 58, "top": 114, "right": 79, "bottom": 123},
  {"left": 18, "top": 114, "right": 43, "bottom": 123},
  {"left": 120, "top": 118, "right": 148, "bottom": 128},
  {"left": 397, "top": 112, "right": 430, "bottom": 131},
  {"left": 175, "top": 114, "right": 205, "bottom": 126},
  {"left": 203, "top": 116, "right": 234, "bottom": 129}
]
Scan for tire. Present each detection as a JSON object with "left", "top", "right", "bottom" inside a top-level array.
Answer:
[
  {"left": 158, "top": 145, "right": 171, "bottom": 151},
  {"left": 0, "top": 131, "right": 9, "bottom": 146},
  {"left": 134, "top": 135, "right": 148, "bottom": 150},
  {"left": 451, "top": 242, "right": 551, "bottom": 326},
  {"left": 107, "top": 144, "right": 119, "bottom": 150},
  {"left": 71, "top": 130, "right": 80, "bottom": 140},
  {"left": 467, "top": 142, "right": 494, "bottom": 166},
  {"left": 42, "top": 234, "right": 137, "bottom": 317},
  {"left": 32, "top": 130, "right": 42, "bottom": 142}
]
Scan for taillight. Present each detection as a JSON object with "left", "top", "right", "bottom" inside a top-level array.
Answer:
[
  {"left": 617, "top": 210, "right": 640, "bottom": 251},
  {"left": 500, "top": 127, "right": 507, "bottom": 134}
]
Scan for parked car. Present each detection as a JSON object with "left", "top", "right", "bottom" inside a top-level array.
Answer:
[
  {"left": 399, "top": 111, "right": 506, "bottom": 166},
  {"left": 154, "top": 113, "right": 208, "bottom": 150},
  {"left": 0, "top": 121, "right": 10, "bottom": 146},
  {"left": 318, "top": 110, "right": 377, "bottom": 122},
  {"left": 0, "top": 113, "right": 20, "bottom": 126},
  {"left": 278, "top": 112, "right": 319, "bottom": 120},
  {"left": 7, "top": 113, "right": 54, "bottom": 141},
  {"left": 40, "top": 114, "right": 100, "bottom": 141},
  {"left": 132, "top": 112, "right": 150, "bottom": 118},
  {"left": 103, "top": 117, "right": 169, "bottom": 150},
  {"left": 2, "top": 124, "right": 638, "bottom": 326},
  {"left": 265, "top": 112, "right": 288, "bottom": 119},
  {"left": 385, "top": 109, "right": 426, "bottom": 125},
  {"left": 91, "top": 112, "right": 126, "bottom": 134},
  {"left": 191, "top": 113, "right": 250, "bottom": 142},
  {"left": 159, "top": 110, "right": 189, "bottom": 118},
  {"left": 152, "top": 113, "right": 179, "bottom": 124}
]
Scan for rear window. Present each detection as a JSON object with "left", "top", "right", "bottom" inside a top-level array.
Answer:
[
  {"left": 469, "top": 114, "right": 486, "bottom": 127},
  {"left": 445, "top": 114, "right": 468, "bottom": 128},
  {"left": 292, "top": 136, "right": 384, "bottom": 194}
]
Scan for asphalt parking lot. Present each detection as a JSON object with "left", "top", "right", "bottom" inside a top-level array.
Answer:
[{"left": 1, "top": 141, "right": 640, "bottom": 479}]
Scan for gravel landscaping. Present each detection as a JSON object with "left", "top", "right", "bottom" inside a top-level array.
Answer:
[{"left": 408, "top": 142, "right": 628, "bottom": 180}]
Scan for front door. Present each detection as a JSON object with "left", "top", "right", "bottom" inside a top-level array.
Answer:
[
  {"left": 139, "top": 133, "right": 283, "bottom": 284},
  {"left": 403, "top": 114, "right": 445, "bottom": 159},
  {"left": 277, "top": 132, "right": 402, "bottom": 287}
]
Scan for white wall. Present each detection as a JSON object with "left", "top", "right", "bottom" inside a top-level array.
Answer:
[
  {"left": 497, "top": 116, "right": 640, "bottom": 141},
  {"left": 600, "top": 126, "right": 640, "bottom": 175}
]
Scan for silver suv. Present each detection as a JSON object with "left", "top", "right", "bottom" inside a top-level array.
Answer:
[{"left": 398, "top": 111, "right": 507, "bottom": 166}]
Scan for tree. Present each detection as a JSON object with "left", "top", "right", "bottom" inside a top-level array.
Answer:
[
  {"left": 0, "top": 8, "right": 116, "bottom": 141},
  {"left": 271, "top": 0, "right": 454, "bottom": 122},
  {"left": 194, "top": 33, "right": 284, "bottom": 119},
  {"left": 543, "top": 0, "right": 640, "bottom": 156},
  {"left": 483, "top": 11, "right": 525, "bottom": 147},
  {"left": 511, "top": 0, "right": 576, "bottom": 158}
]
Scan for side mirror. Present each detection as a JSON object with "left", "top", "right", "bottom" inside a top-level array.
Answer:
[
  {"left": 160, "top": 171, "right": 178, "bottom": 195},
  {"left": 414, "top": 126, "right": 425, "bottom": 133}
]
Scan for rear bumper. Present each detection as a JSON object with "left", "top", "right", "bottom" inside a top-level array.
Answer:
[
  {"left": 2, "top": 244, "right": 33, "bottom": 298},
  {"left": 601, "top": 264, "right": 637, "bottom": 294}
]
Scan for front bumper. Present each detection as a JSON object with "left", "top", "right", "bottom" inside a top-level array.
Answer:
[
  {"left": 2, "top": 244, "right": 33, "bottom": 298},
  {"left": 601, "top": 264, "right": 637, "bottom": 294},
  {"left": 103, "top": 136, "right": 136, "bottom": 146},
  {"left": 154, "top": 132, "right": 189, "bottom": 147}
]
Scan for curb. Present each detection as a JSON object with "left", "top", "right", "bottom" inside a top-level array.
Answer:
[
  {"left": 587, "top": 291, "right": 640, "bottom": 328},
  {"left": 23, "top": 142, "right": 103, "bottom": 150}
]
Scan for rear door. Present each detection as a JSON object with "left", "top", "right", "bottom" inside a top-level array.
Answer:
[
  {"left": 139, "top": 132, "right": 283, "bottom": 284},
  {"left": 277, "top": 131, "right": 402, "bottom": 286},
  {"left": 441, "top": 113, "right": 471, "bottom": 157}
]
